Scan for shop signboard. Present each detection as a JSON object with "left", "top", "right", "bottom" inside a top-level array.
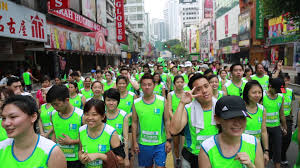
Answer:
[
  {"left": 256, "top": 0, "right": 264, "bottom": 39},
  {"left": 225, "top": 15, "right": 229, "bottom": 35},
  {"left": 45, "top": 24, "right": 106, "bottom": 53},
  {"left": 82, "top": 0, "right": 96, "bottom": 21},
  {"left": 97, "top": 0, "right": 107, "bottom": 27},
  {"left": 204, "top": 0, "right": 213, "bottom": 18},
  {"left": 268, "top": 34, "right": 300, "bottom": 46},
  {"left": 48, "top": 2, "right": 108, "bottom": 36},
  {"left": 115, "top": 0, "right": 126, "bottom": 42},
  {"left": 268, "top": 15, "right": 299, "bottom": 38},
  {"left": 0, "top": 0, "right": 47, "bottom": 42},
  {"left": 49, "top": 0, "right": 69, "bottom": 10},
  {"left": 238, "top": 10, "right": 250, "bottom": 46}
]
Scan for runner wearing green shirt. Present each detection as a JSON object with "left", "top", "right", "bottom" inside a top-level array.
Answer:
[
  {"left": 199, "top": 96, "right": 264, "bottom": 168},
  {"left": 70, "top": 72, "right": 84, "bottom": 91},
  {"left": 132, "top": 73, "right": 172, "bottom": 168},
  {"left": 80, "top": 77, "right": 94, "bottom": 100},
  {"left": 263, "top": 78, "right": 287, "bottom": 168},
  {"left": 22, "top": 67, "right": 38, "bottom": 92},
  {"left": 243, "top": 80, "right": 269, "bottom": 165},
  {"left": 170, "top": 73, "right": 219, "bottom": 167},
  {"left": 68, "top": 82, "right": 86, "bottom": 109},
  {"left": 167, "top": 65, "right": 178, "bottom": 91},
  {"left": 153, "top": 73, "right": 166, "bottom": 97},
  {"left": 120, "top": 67, "right": 140, "bottom": 93},
  {"left": 167, "top": 75, "right": 185, "bottom": 167},
  {"left": 208, "top": 75, "right": 225, "bottom": 100},
  {"left": 103, "top": 71, "right": 116, "bottom": 91},
  {"left": 251, "top": 63, "right": 269, "bottom": 91},
  {"left": 223, "top": 63, "right": 247, "bottom": 97},
  {"left": 47, "top": 85, "right": 84, "bottom": 168},
  {"left": 104, "top": 88, "right": 130, "bottom": 167}
]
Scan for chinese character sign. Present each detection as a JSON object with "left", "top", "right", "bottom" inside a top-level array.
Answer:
[
  {"left": 0, "top": 1, "right": 47, "bottom": 42},
  {"left": 115, "top": 0, "right": 126, "bottom": 42}
]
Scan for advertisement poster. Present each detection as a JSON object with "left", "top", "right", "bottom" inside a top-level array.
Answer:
[
  {"left": 45, "top": 24, "right": 106, "bottom": 53},
  {"left": 225, "top": 15, "right": 228, "bottom": 35},
  {"left": 0, "top": 0, "right": 47, "bottom": 42},
  {"left": 115, "top": 0, "right": 126, "bottom": 42},
  {"left": 204, "top": 0, "right": 213, "bottom": 18},
  {"left": 97, "top": 0, "right": 107, "bottom": 27},
  {"left": 256, "top": 0, "right": 264, "bottom": 39},
  {"left": 268, "top": 15, "right": 299, "bottom": 38},
  {"left": 82, "top": 0, "right": 96, "bottom": 21}
]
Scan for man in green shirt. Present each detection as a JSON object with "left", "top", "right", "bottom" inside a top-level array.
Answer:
[
  {"left": 132, "top": 73, "right": 171, "bottom": 168},
  {"left": 251, "top": 63, "right": 269, "bottom": 91},
  {"left": 223, "top": 63, "right": 247, "bottom": 97},
  {"left": 22, "top": 67, "right": 38, "bottom": 92}
]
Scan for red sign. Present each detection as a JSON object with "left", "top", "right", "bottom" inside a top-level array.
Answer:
[
  {"left": 204, "top": 0, "right": 213, "bottom": 18},
  {"left": 225, "top": 15, "right": 228, "bottom": 35},
  {"left": 115, "top": 0, "right": 126, "bottom": 42},
  {"left": 95, "top": 31, "right": 106, "bottom": 53},
  {"left": 49, "top": 0, "right": 69, "bottom": 10},
  {"left": 48, "top": 2, "right": 108, "bottom": 36}
]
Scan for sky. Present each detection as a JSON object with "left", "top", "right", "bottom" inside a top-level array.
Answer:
[{"left": 145, "top": 0, "right": 168, "bottom": 20}]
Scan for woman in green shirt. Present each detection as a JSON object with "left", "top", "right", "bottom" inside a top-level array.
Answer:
[
  {"left": 199, "top": 96, "right": 264, "bottom": 168},
  {"left": 103, "top": 71, "right": 115, "bottom": 92},
  {"left": 153, "top": 72, "right": 166, "bottom": 98},
  {"left": 79, "top": 99, "right": 124, "bottom": 167},
  {"left": 208, "top": 75, "right": 225, "bottom": 100},
  {"left": 68, "top": 82, "right": 86, "bottom": 109},
  {"left": 87, "top": 81, "right": 104, "bottom": 101},
  {"left": 243, "top": 80, "right": 269, "bottom": 166},
  {"left": 0, "top": 95, "right": 66, "bottom": 168}
]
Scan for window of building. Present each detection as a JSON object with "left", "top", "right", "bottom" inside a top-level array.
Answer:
[
  {"left": 138, "top": 24, "right": 143, "bottom": 28},
  {"left": 137, "top": 6, "right": 142, "bottom": 11},
  {"left": 137, "top": 14, "right": 143, "bottom": 20}
]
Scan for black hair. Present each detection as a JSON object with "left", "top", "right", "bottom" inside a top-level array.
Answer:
[
  {"left": 69, "top": 82, "right": 79, "bottom": 93},
  {"left": 284, "top": 74, "right": 290, "bottom": 80},
  {"left": 46, "top": 84, "right": 69, "bottom": 103},
  {"left": 219, "top": 69, "right": 227, "bottom": 75},
  {"left": 83, "top": 98, "right": 106, "bottom": 123},
  {"left": 96, "top": 70, "right": 103, "bottom": 74},
  {"left": 204, "top": 69, "right": 214, "bottom": 77},
  {"left": 70, "top": 71, "right": 79, "bottom": 77},
  {"left": 143, "top": 64, "right": 150, "bottom": 69},
  {"left": 120, "top": 67, "right": 128, "bottom": 73},
  {"left": 103, "top": 88, "right": 120, "bottom": 105},
  {"left": 153, "top": 72, "right": 162, "bottom": 84},
  {"left": 84, "top": 77, "right": 92, "bottom": 81},
  {"left": 174, "top": 75, "right": 184, "bottom": 84},
  {"left": 255, "top": 63, "right": 264, "bottom": 73},
  {"left": 243, "top": 80, "right": 263, "bottom": 104},
  {"left": 188, "top": 72, "right": 195, "bottom": 80},
  {"left": 230, "top": 63, "right": 244, "bottom": 72},
  {"left": 0, "top": 87, "right": 14, "bottom": 99},
  {"left": 188, "top": 73, "right": 208, "bottom": 90},
  {"left": 91, "top": 81, "right": 103, "bottom": 89},
  {"left": 2, "top": 95, "right": 39, "bottom": 132},
  {"left": 244, "top": 68, "right": 253, "bottom": 76},
  {"left": 116, "top": 75, "right": 128, "bottom": 84},
  {"left": 105, "top": 71, "right": 113, "bottom": 76},
  {"left": 41, "top": 75, "right": 51, "bottom": 83},
  {"left": 140, "top": 73, "right": 154, "bottom": 84},
  {"left": 207, "top": 75, "right": 219, "bottom": 82},
  {"left": 7, "top": 77, "right": 21, "bottom": 86}
]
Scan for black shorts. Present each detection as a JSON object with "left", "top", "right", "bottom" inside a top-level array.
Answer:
[
  {"left": 67, "top": 160, "right": 83, "bottom": 168},
  {"left": 267, "top": 126, "right": 282, "bottom": 163}
]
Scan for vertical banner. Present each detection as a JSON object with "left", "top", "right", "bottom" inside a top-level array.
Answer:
[
  {"left": 204, "top": 0, "right": 213, "bottom": 18},
  {"left": 256, "top": 0, "right": 264, "bottom": 39},
  {"left": 49, "top": 0, "right": 69, "bottom": 10},
  {"left": 225, "top": 15, "right": 228, "bottom": 35},
  {"left": 115, "top": 0, "right": 126, "bottom": 42}
]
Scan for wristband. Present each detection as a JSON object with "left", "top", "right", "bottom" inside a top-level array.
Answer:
[{"left": 167, "top": 138, "right": 173, "bottom": 143}]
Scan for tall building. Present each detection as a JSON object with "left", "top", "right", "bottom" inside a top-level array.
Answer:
[
  {"left": 145, "top": 13, "right": 151, "bottom": 43},
  {"left": 164, "top": 0, "right": 181, "bottom": 40},
  {"left": 152, "top": 19, "right": 169, "bottom": 42},
  {"left": 124, "top": 0, "right": 146, "bottom": 51},
  {"left": 179, "top": 0, "right": 201, "bottom": 27}
]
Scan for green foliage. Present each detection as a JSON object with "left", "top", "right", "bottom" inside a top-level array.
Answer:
[
  {"left": 170, "top": 44, "right": 188, "bottom": 57},
  {"left": 262, "top": 0, "right": 300, "bottom": 26},
  {"left": 163, "top": 39, "right": 181, "bottom": 50}
]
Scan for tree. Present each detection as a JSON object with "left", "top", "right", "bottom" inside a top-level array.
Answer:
[
  {"left": 170, "top": 44, "right": 188, "bottom": 58},
  {"left": 163, "top": 39, "right": 181, "bottom": 50},
  {"left": 262, "top": 0, "right": 300, "bottom": 26}
]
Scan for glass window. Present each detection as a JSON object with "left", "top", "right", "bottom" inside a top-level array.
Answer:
[
  {"left": 138, "top": 24, "right": 143, "bottom": 28},
  {"left": 137, "top": 14, "right": 143, "bottom": 20}
]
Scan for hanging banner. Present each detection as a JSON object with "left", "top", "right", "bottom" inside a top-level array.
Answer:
[
  {"left": 256, "top": 0, "right": 264, "bottom": 39},
  {"left": 0, "top": 0, "right": 47, "bottom": 42},
  {"left": 204, "top": 0, "right": 213, "bottom": 18},
  {"left": 49, "top": 0, "right": 69, "bottom": 10},
  {"left": 225, "top": 15, "right": 229, "bottom": 35},
  {"left": 115, "top": 0, "right": 126, "bottom": 42},
  {"left": 97, "top": 0, "right": 107, "bottom": 27}
]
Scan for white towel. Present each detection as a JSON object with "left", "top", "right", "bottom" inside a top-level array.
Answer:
[{"left": 191, "top": 97, "right": 217, "bottom": 129}]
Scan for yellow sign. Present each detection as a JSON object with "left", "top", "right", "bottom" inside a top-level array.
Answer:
[
  {"left": 196, "top": 30, "right": 200, "bottom": 52},
  {"left": 127, "top": 53, "right": 131, "bottom": 59},
  {"left": 0, "top": 1, "right": 8, "bottom": 11}
]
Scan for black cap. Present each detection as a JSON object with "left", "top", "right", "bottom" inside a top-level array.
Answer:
[
  {"left": 269, "top": 78, "right": 286, "bottom": 93},
  {"left": 215, "top": 96, "right": 251, "bottom": 119}
]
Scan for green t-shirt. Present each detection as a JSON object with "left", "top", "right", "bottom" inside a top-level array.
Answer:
[
  {"left": 22, "top": 72, "right": 31, "bottom": 85},
  {"left": 245, "top": 103, "right": 264, "bottom": 138},
  {"left": 40, "top": 103, "right": 55, "bottom": 137},
  {"left": 263, "top": 92, "right": 283, "bottom": 127},
  {"left": 224, "top": 80, "right": 247, "bottom": 97},
  {"left": 0, "top": 119, "right": 7, "bottom": 141},
  {"left": 251, "top": 75, "right": 269, "bottom": 91},
  {"left": 106, "top": 110, "right": 127, "bottom": 140}
]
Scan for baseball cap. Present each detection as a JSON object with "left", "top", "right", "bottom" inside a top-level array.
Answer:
[
  {"left": 269, "top": 78, "right": 286, "bottom": 93},
  {"left": 91, "top": 69, "right": 96, "bottom": 73},
  {"left": 215, "top": 96, "right": 251, "bottom": 120},
  {"left": 185, "top": 61, "right": 192, "bottom": 67}
]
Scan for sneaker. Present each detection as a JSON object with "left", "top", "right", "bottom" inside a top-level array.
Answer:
[
  {"left": 281, "top": 160, "right": 288, "bottom": 165},
  {"left": 175, "top": 158, "right": 182, "bottom": 168}
]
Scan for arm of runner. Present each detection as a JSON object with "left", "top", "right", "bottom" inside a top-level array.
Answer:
[
  {"left": 261, "top": 108, "right": 269, "bottom": 166},
  {"left": 81, "top": 96, "right": 86, "bottom": 108},
  {"left": 48, "top": 146, "right": 67, "bottom": 168},
  {"left": 164, "top": 99, "right": 172, "bottom": 153},
  {"left": 167, "top": 93, "right": 173, "bottom": 118},
  {"left": 280, "top": 96, "right": 287, "bottom": 134},
  {"left": 198, "top": 146, "right": 212, "bottom": 168},
  {"left": 123, "top": 113, "right": 131, "bottom": 163},
  {"left": 162, "top": 87, "right": 166, "bottom": 98},
  {"left": 38, "top": 114, "right": 45, "bottom": 137},
  {"left": 254, "top": 138, "right": 264, "bottom": 168},
  {"left": 127, "top": 74, "right": 139, "bottom": 90},
  {"left": 131, "top": 104, "right": 139, "bottom": 154}
]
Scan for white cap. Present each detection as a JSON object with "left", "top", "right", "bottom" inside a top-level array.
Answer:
[{"left": 185, "top": 61, "right": 192, "bottom": 67}]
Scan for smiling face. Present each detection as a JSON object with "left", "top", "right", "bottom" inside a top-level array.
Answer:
[
  {"left": 216, "top": 116, "right": 246, "bottom": 137},
  {"left": 1, "top": 104, "right": 37, "bottom": 138},
  {"left": 209, "top": 77, "right": 219, "bottom": 90},
  {"left": 248, "top": 85, "right": 262, "bottom": 104},
  {"left": 116, "top": 79, "right": 128, "bottom": 93},
  {"left": 174, "top": 78, "right": 184, "bottom": 91},
  {"left": 105, "top": 97, "right": 118, "bottom": 112},
  {"left": 141, "top": 79, "right": 154, "bottom": 97},
  {"left": 83, "top": 106, "right": 104, "bottom": 128},
  {"left": 92, "top": 82, "right": 103, "bottom": 96}
]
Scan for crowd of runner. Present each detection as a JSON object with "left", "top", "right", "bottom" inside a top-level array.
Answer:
[{"left": 0, "top": 59, "right": 299, "bottom": 168}]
